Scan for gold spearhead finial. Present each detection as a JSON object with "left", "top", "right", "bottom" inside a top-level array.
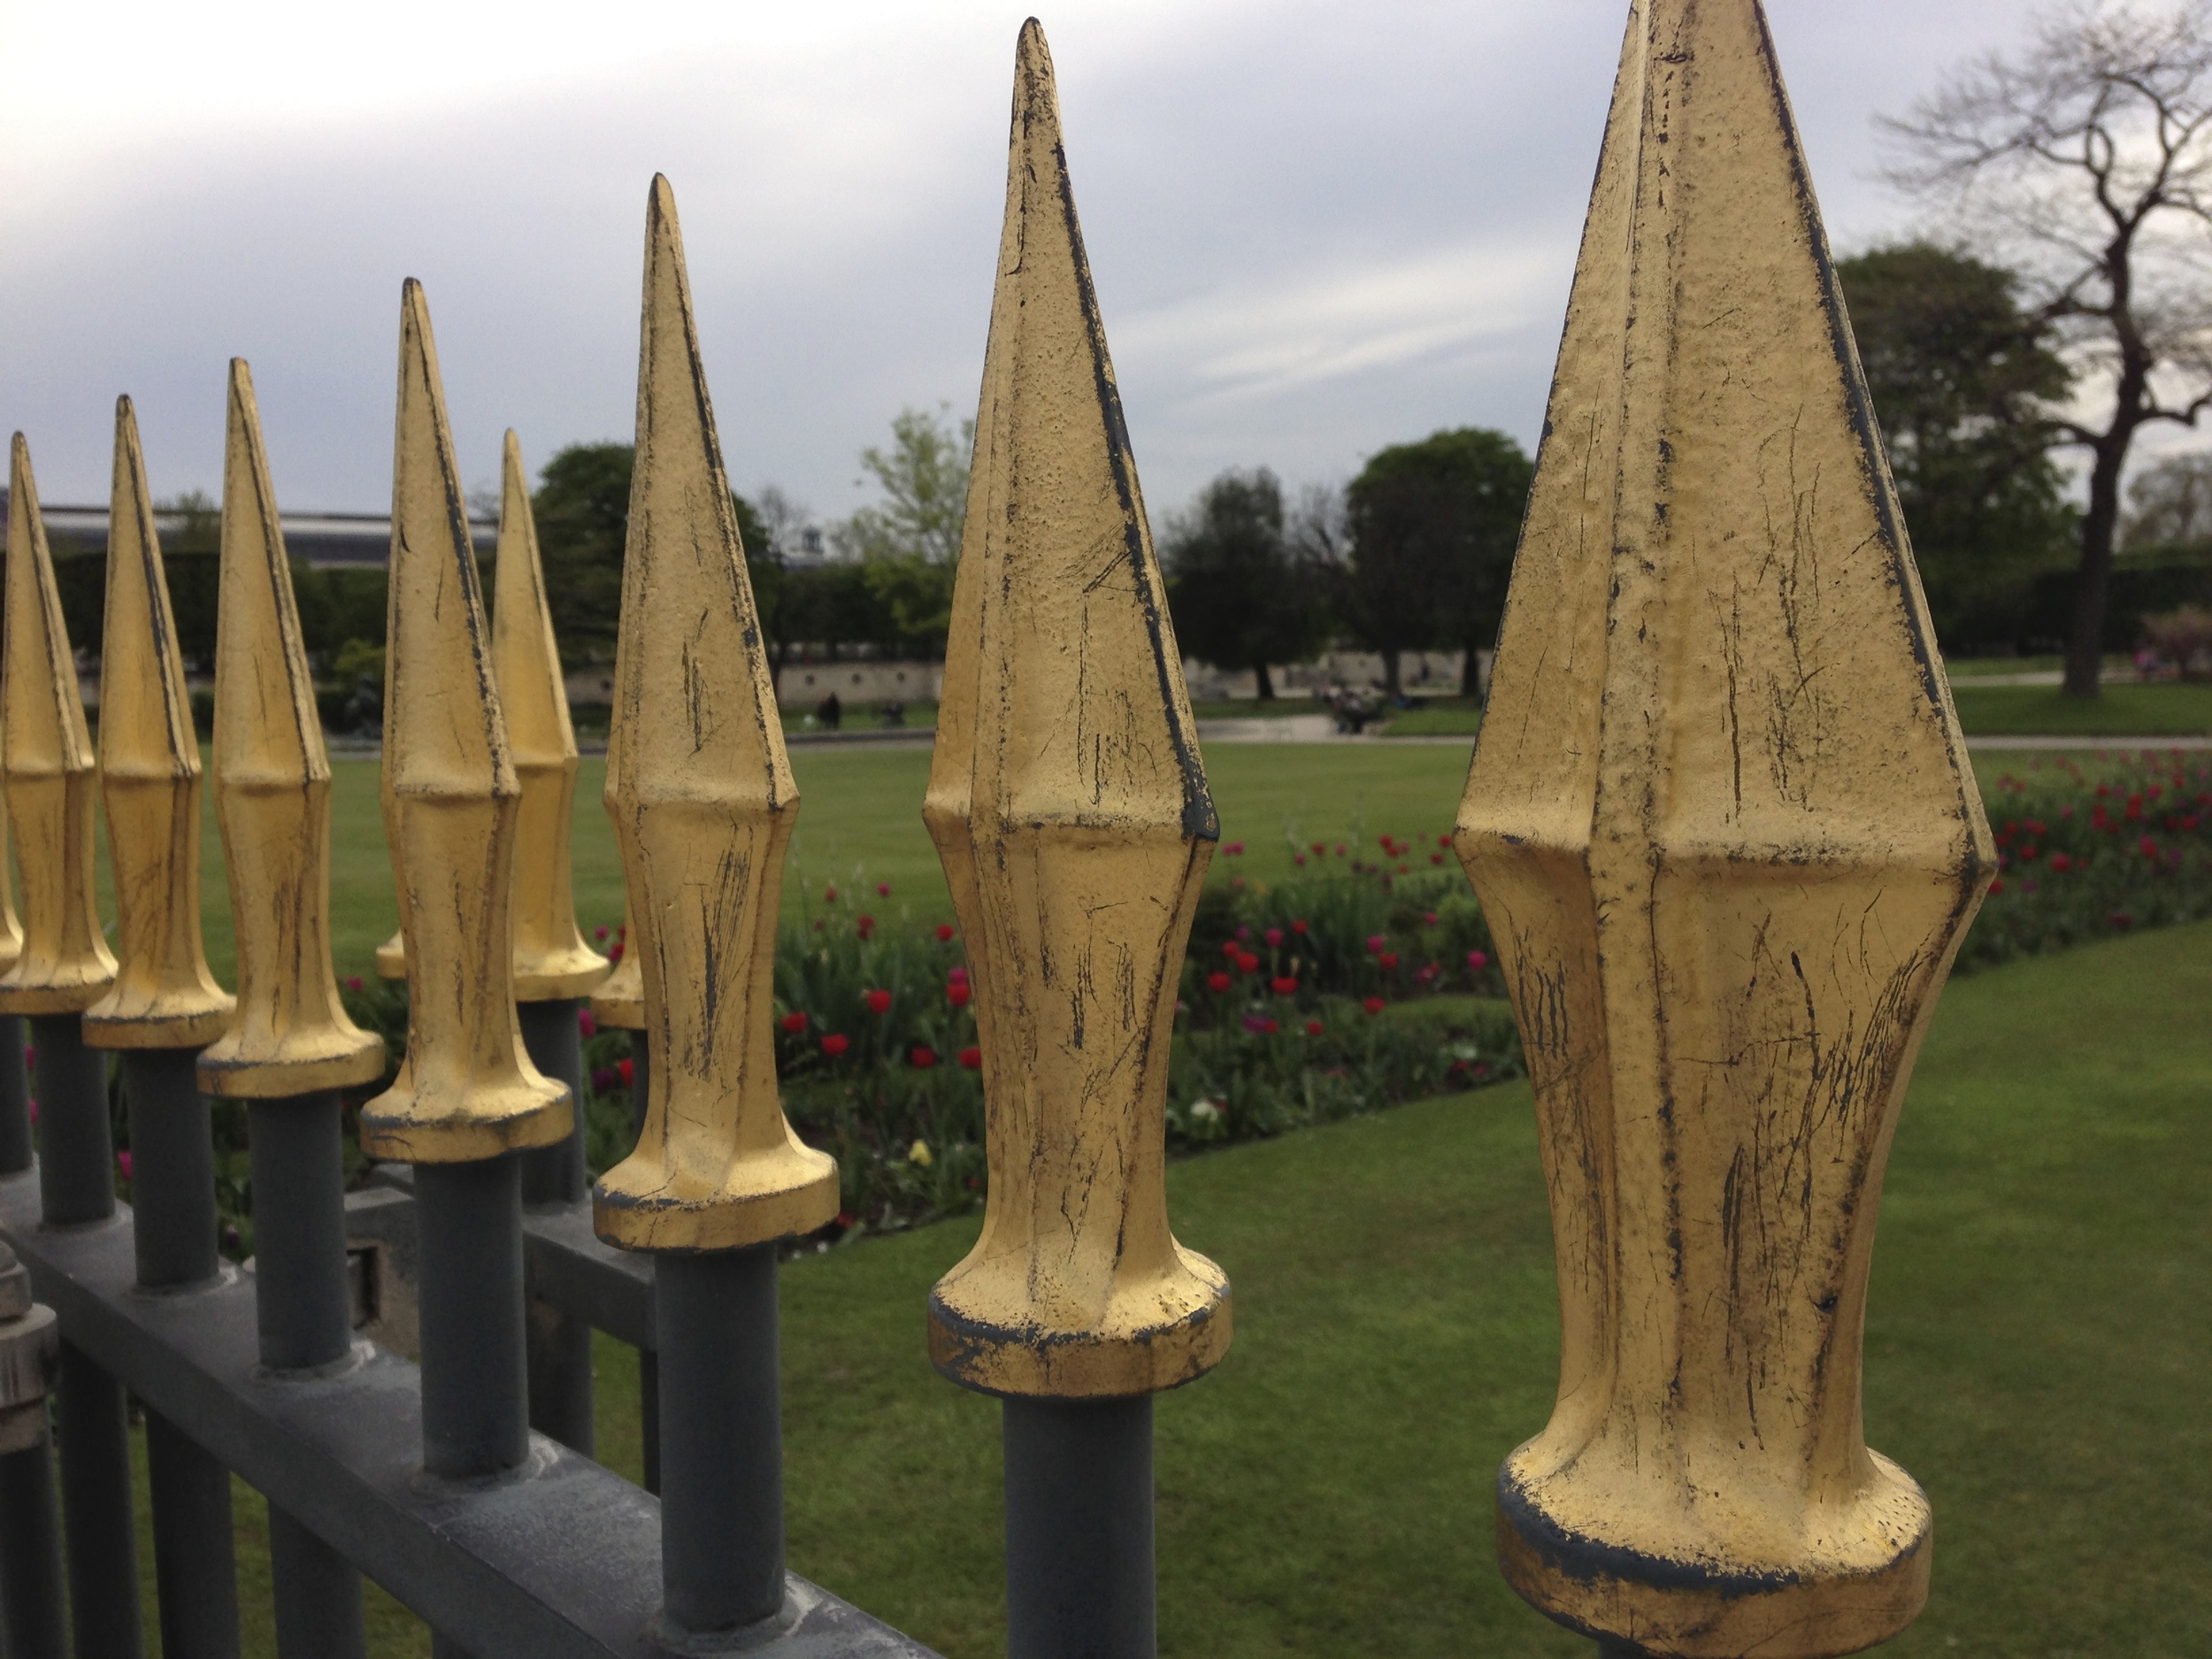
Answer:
[
  {"left": 922, "top": 22, "right": 1226, "bottom": 1401},
  {"left": 84, "top": 397, "right": 235, "bottom": 1048},
  {"left": 197, "top": 362, "right": 384, "bottom": 1097},
  {"left": 493, "top": 430, "right": 607, "bottom": 1000},
  {"left": 591, "top": 175, "right": 836, "bottom": 1252},
  {"left": 587, "top": 902, "right": 643, "bottom": 1031},
  {"left": 0, "top": 434, "right": 118, "bottom": 1015},
  {"left": 1455, "top": 3, "right": 1992, "bottom": 1654},
  {"left": 358, "top": 282, "right": 568, "bottom": 1164}
]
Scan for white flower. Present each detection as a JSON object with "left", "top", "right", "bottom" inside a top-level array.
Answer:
[{"left": 1190, "top": 1099, "right": 1225, "bottom": 1124}]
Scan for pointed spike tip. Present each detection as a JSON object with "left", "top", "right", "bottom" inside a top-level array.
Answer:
[
  {"left": 360, "top": 280, "right": 567, "bottom": 1164},
  {"left": 591, "top": 168, "right": 833, "bottom": 1252},
  {"left": 85, "top": 394, "right": 234, "bottom": 1048},
  {"left": 201, "top": 358, "right": 383, "bottom": 1097}
]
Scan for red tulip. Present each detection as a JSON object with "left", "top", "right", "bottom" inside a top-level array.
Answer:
[
  {"left": 1304, "top": 1020, "right": 1323, "bottom": 1037},
  {"left": 821, "top": 1033, "right": 850, "bottom": 1057},
  {"left": 958, "top": 1046, "right": 983, "bottom": 1070},
  {"left": 617, "top": 1057, "right": 634, "bottom": 1086},
  {"left": 1363, "top": 995, "right": 1385, "bottom": 1015},
  {"left": 948, "top": 981, "right": 972, "bottom": 1009},
  {"left": 780, "top": 1011, "right": 808, "bottom": 1034},
  {"left": 936, "top": 924, "right": 955, "bottom": 941},
  {"left": 864, "top": 988, "right": 892, "bottom": 1015},
  {"left": 1271, "top": 976, "right": 1297, "bottom": 997},
  {"left": 1207, "top": 972, "right": 1232, "bottom": 993},
  {"left": 910, "top": 1046, "right": 937, "bottom": 1069}
]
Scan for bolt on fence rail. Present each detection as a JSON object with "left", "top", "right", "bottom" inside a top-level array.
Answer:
[{"left": 0, "top": 5, "right": 1990, "bottom": 1658}]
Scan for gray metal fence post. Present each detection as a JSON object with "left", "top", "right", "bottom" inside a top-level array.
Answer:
[
  {"left": 249, "top": 1094, "right": 369, "bottom": 1657},
  {"left": 33, "top": 1017, "right": 147, "bottom": 1659},
  {"left": 517, "top": 998, "right": 594, "bottom": 1457},
  {"left": 196, "top": 357, "right": 391, "bottom": 1659},
  {"left": 588, "top": 174, "right": 843, "bottom": 1642},
  {"left": 0, "top": 1240, "right": 65, "bottom": 1659},
  {"left": 126, "top": 1051, "right": 242, "bottom": 1659},
  {"left": 360, "top": 279, "right": 578, "bottom": 1659},
  {"left": 0, "top": 1019, "right": 28, "bottom": 1173}
]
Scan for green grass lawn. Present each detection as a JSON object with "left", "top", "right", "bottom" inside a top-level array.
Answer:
[
  {"left": 145, "top": 745, "right": 1492, "bottom": 979},
  {"left": 131, "top": 916, "right": 2206, "bottom": 1655},
  {"left": 1945, "top": 680, "right": 2212, "bottom": 736},
  {"left": 142, "top": 741, "right": 2149, "bottom": 985},
  {"left": 1381, "top": 679, "right": 2212, "bottom": 740}
]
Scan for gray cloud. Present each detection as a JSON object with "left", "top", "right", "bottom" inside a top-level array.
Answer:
[{"left": 0, "top": 0, "right": 2048, "bottom": 521}]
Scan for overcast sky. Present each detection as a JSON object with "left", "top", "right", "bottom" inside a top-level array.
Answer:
[{"left": 2, "top": 0, "right": 2058, "bottom": 525}]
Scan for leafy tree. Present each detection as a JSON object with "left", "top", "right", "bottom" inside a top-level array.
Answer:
[
  {"left": 2123, "top": 449, "right": 2212, "bottom": 546},
  {"left": 836, "top": 406, "right": 973, "bottom": 659},
  {"left": 841, "top": 405, "right": 972, "bottom": 565},
  {"left": 1344, "top": 429, "right": 1532, "bottom": 698},
  {"left": 529, "top": 441, "right": 776, "bottom": 666},
  {"left": 531, "top": 442, "right": 634, "bottom": 664},
  {"left": 1837, "top": 242, "right": 2077, "bottom": 651},
  {"left": 1162, "top": 468, "right": 1330, "bottom": 699},
  {"left": 1880, "top": 1, "right": 2212, "bottom": 695}
]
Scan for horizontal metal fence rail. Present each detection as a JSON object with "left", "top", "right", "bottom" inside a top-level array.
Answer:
[
  {"left": 0, "top": 1171, "right": 927, "bottom": 1659},
  {"left": 0, "top": 8, "right": 1988, "bottom": 1659}
]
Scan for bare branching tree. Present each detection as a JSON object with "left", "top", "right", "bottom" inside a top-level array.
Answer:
[{"left": 1880, "top": 0, "right": 2212, "bottom": 695}]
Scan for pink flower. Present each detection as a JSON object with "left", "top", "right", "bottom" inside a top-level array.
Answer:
[
  {"left": 1225, "top": 841, "right": 1245, "bottom": 856},
  {"left": 949, "top": 966, "right": 969, "bottom": 984},
  {"left": 595, "top": 926, "right": 608, "bottom": 941},
  {"left": 1365, "top": 935, "right": 1386, "bottom": 956},
  {"left": 878, "top": 882, "right": 891, "bottom": 897},
  {"left": 348, "top": 976, "right": 364, "bottom": 993},
  {"left": 578, "top": 1009, "right": 596, "bottom": 1037},
  {"left": 117, "top": 1149, "right": 133, "bottom": 1180},
  {"left": 1466, "top": 950, "right": 1488, "bottom": 972},
  {"left": 1264, "top": 928, "right": 1284, "bottom": 948},
  {"left": 1422, "top": 911, "right": 1437, "bottom": 927},
  {"left": 609, "top": 942, "right": 625, "bottom": 963}
]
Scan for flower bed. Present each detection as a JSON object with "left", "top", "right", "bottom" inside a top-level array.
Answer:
[
  {"left": 1962, "top": 749, "right": 2212, "bottom": 970},
  {"left": 136, "top": 750, "right": 2207, "bottom": 1251}
]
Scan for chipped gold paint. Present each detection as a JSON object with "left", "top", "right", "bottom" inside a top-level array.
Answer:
[
  {"left": 83, "top": 398, "right": 234, "bottom": 1049},
  {"left": 590, "top": 177, "right": 837, "bottom": 1253},
  {"left": 492, "top": 430, "right": 607, "bottom": 1001},
  {"left": 0, "top": 435, "right": 117, "bottom": 1017},
  {"left": 198, "top": 362, "right": 384, "bottom": 1098},
  {"left": 922, "top": 23, "right": 1227, "bottom": 1402},
  {"left": 587, "top": 902, "right": 643, "bottom": 1032},
  {"left": 358, "top": 281, "right": 568, "bottom": 1164},
  {"left": 1454, "top": 4, "right": 1992, "bottom": 1655}
]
